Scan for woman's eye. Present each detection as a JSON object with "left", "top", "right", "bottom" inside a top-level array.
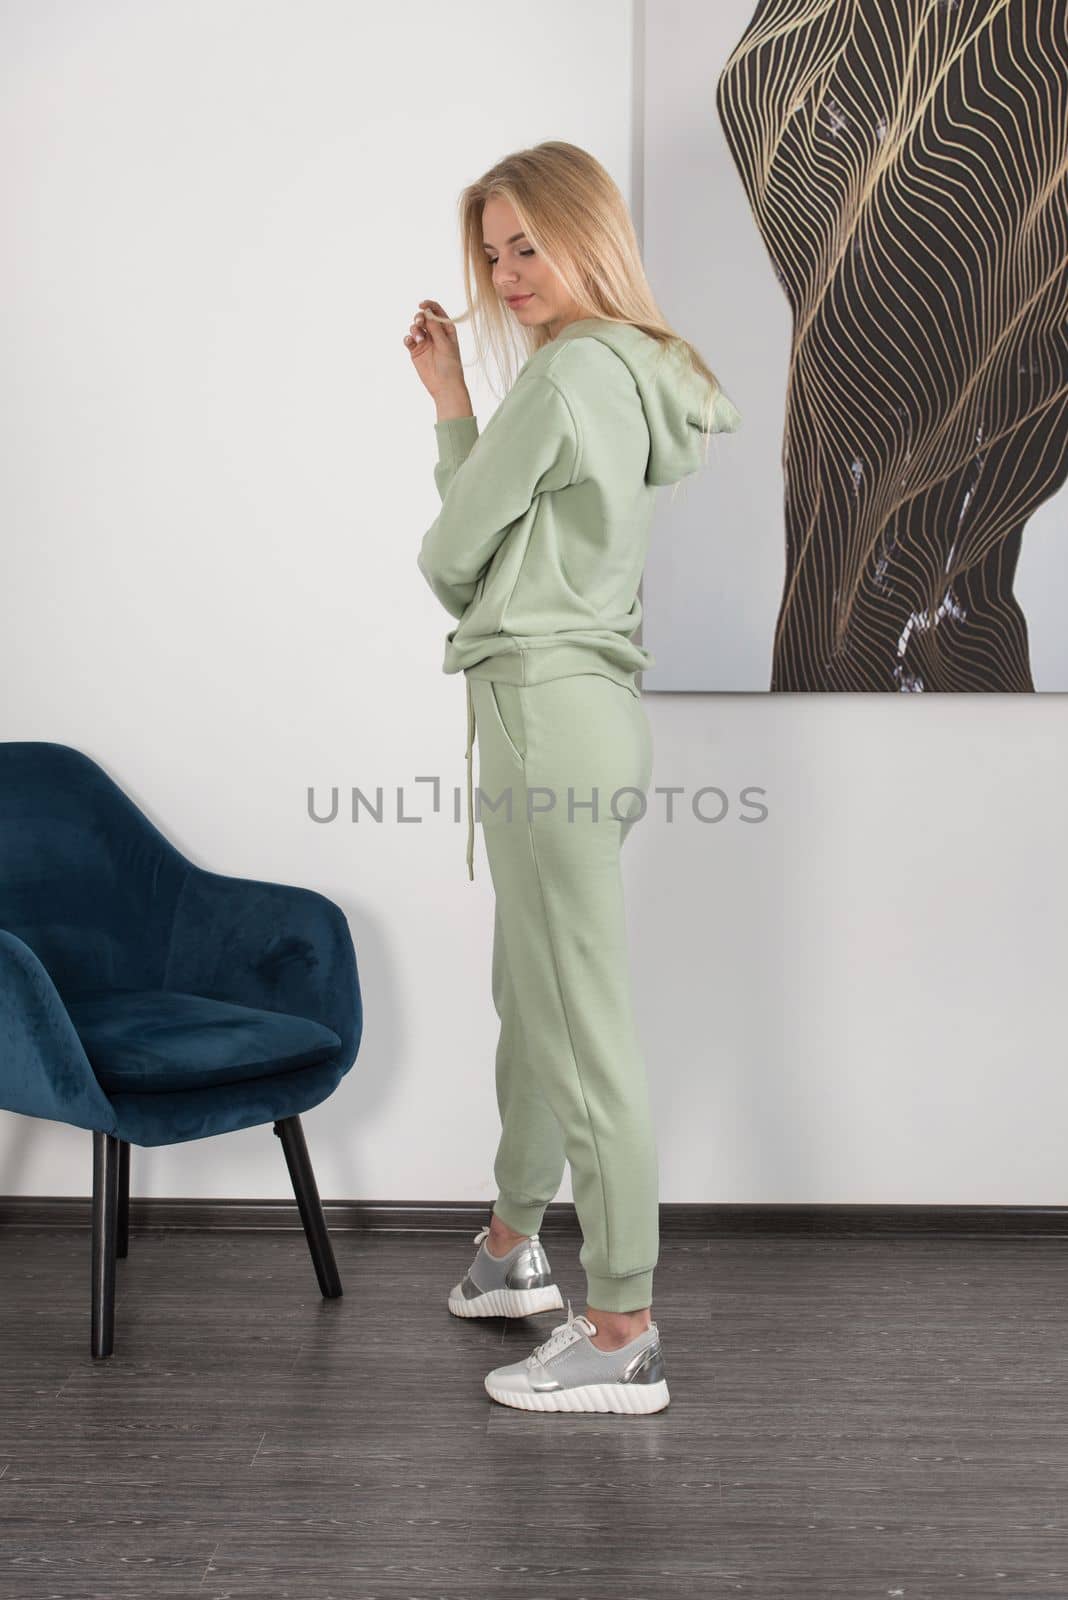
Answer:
[{"left": 487, "top": 249, "right": 535, "bottom": 266}]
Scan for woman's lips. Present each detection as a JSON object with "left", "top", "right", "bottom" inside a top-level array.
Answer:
[{"left": 507, "top": 294, "right": 533, "bottom": 305}]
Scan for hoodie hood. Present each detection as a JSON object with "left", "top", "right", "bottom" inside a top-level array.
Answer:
[{"left": 551, "top": 317, "right": 742, "bottom": 486}]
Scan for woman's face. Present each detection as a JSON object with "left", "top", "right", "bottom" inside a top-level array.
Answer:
[{"left": 481, "top": 194, "right": 585, "bottom": 340}]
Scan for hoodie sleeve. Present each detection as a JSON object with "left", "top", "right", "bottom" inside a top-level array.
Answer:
[
  {"left": 433, "top": 414, "right": 480, "bottom": 502},
  {"left": 418, "top": 374, "right": 578, "bottom": 620}
]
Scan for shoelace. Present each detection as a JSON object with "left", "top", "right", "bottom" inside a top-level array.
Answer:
[{"left": 527, "top": 1299, "right": 598, "bottom": 1367}]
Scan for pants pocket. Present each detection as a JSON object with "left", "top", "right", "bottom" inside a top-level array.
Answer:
[{"left": 488, "top": 681, "right": 526, "bottom": 767}]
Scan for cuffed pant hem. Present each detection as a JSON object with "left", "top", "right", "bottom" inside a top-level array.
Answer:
[
  {"left": 584, "top": 1269, "right": 655, "bottom": 1314},
  {"left": 492, "top": 1193, "right": 549, "bottom": 1238}
]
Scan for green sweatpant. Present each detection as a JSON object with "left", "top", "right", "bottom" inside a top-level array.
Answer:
[{"left": 467, "top": 670, "right": 658, "bottom": 1313}]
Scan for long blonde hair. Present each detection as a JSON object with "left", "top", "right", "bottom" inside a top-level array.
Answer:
[{"left": 428, "top": 140, "right": 725, "bottom": 442}]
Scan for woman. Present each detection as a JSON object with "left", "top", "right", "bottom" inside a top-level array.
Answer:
[{"left": 405, "top": 141, "right": 740, "bottom": 1415}]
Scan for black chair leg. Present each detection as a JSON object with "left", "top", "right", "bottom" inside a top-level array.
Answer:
[
  {"left": 273, "top": 1116, "right": 342, "bottom": 1299},
  {"left": 91, "top": 1130, "right": 120, "bottom": 1359},
  {"left": 117, "top": 1140, "right": 130, "bottom": 1259}
]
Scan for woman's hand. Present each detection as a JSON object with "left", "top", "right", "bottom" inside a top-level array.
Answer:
[{"left": 405, "top": 300, "right": 469, "bottom": 404}]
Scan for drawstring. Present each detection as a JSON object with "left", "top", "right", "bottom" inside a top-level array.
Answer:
[{"left": 465, "top": 673, "right": 475, "bottom": 881}]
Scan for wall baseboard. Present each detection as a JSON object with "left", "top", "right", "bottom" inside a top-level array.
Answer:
[{"left": 1, "top": 1197, "right": 1068, "bottom": 1235}]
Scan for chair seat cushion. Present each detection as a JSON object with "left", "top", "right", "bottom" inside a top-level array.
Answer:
[{"left": 64, "top": 988, "right": 342, "bottom": 1095}]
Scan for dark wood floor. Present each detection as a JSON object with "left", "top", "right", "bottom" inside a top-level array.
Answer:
[{"left": 1, "top": 1225, "right": 1067, "bottom": 1598}]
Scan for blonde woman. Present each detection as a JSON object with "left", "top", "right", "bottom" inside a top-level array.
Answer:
[{"left": 406, "top": 141, "right": 740, "bottom": 1414}]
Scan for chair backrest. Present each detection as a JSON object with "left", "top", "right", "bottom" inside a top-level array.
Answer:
[{"left": 0, "top": 742, "right": 190, "bottom": 998}]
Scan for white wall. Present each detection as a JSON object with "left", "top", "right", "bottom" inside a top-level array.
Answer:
[{"left": 2, "top": 0, "right": 1066, "bottom": 1208}]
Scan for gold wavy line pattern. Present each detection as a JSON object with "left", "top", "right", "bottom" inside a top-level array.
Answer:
[{"left": 717, "top": 0, "right": 1068, "bottom": 690}]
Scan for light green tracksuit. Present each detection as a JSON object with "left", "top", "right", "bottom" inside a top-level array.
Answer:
[{"left": 418, "top": 316, "right": 741, "bottom": 1312}]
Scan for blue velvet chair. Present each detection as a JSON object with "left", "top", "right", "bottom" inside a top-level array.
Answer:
[{"left": 0, "top": 741, "right": 362, "bottom": 1359}]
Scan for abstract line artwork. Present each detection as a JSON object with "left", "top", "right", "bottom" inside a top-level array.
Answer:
[{"left": 717, "top": 0, "right": 1068, "bottom": 691}]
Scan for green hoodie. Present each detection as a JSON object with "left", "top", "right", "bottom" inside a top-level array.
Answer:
[
  {"left": 418, "top": 316, "right": 741, "bottom": 694},
  {"left": 417, "top": 314, "right": 742, "bottom": 879}
]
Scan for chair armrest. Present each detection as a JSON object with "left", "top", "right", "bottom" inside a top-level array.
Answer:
[
  {"left": 0, "top": 931, "right": 120, "bottom": 1133},
  {"left": 164, "top": 867, "right": 362, "bottom": 1064}
]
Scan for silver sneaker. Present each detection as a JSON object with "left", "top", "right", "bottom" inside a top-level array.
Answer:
[
  {"left": 448, "top": 1224, "right": 565, "bottom": 1319},
  {"left": 483, "top": 1299, "right": 670, "bottom": 1414}
]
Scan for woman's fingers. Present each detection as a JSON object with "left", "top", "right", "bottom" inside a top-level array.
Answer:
[
  {"left": 419, "top": 298, "right": 455, "bottom": 332},
  {"left": 405, "top": 310, "right": 430, "bottom": 352},
  {"left": 404, "top": 318, "right": 428, "bottom": 354},
  {"left": 404, "top": 299, "right": 456, "bottom": 358}
]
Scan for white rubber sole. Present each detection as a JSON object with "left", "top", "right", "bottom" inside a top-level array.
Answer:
[
  {"left": 448, "top": 1282, "right": 565, "bottom": 1318},
  {"left": 483, "top": 1376, "right": 671, "bottom": 1414}
]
